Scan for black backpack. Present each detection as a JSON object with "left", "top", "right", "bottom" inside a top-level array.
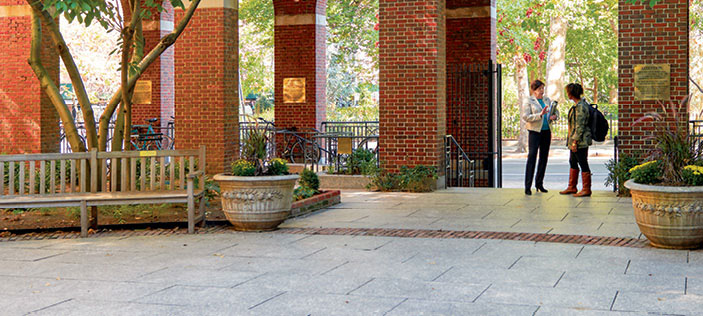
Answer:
[{"left": 587, "top": 103, "right": 609, "bottom": 142}]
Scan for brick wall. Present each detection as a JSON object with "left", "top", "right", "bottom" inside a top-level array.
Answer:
[
  {"left": 0, "top": 1, "right": 58, "bottom": 154},
  {"left": 378, "top": 0, "right": 446, "bottom": 174},
  {"left": 618, "top": 0, "right": 689, "bottom": 156},
  {"left": 273, "top": 0, "right": 327, "bottom": 131},
  {"left": 175, "top": 6, "right": 238, "bottom": 174}
]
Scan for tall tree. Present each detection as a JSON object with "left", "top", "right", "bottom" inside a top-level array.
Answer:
[
  {"left": 544, "top": 0, "right": 566, "bottom": 105},
  {"left": 28, "top": 0, "right": 201, "bottom": 154}
]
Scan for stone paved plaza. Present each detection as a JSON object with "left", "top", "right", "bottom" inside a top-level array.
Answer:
[{"left": 2, "top": 188, "right": 702, "bottom": 315}]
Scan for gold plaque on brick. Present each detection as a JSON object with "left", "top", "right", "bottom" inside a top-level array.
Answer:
[
  {"left": 283, "top": 78, "right": 306, "bottom": 103},
  {"left": 634, "top": 64, "right": 670, "bottom": 101},
  {"left": 338, "top": 138, "right": 352, "bottom": 155},
  {"left": 133, "top": 80, "right": 152, "bottom": 104}
]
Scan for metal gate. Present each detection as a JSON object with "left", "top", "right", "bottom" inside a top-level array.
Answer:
[{"left": 446, "top": 60, "right": 502, "bottom": 188}]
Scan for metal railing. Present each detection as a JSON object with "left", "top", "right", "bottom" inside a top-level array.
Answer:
[
  {"left": 502, "top": 115, "right": 618, "bottom": 140},
  {"left": 60, "top": 120, "right": 174, "bottom": 153},
  {"left": 690, "top": 120, "right": 703, "bottom": 148},
  {"left": 445, "top": 135, "right": 475, "bottom": 188}
]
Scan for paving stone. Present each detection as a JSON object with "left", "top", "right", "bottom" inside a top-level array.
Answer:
[
  {"left": 349, "top": 277, "right": 489, "bottom": 301},
  {"left": 386, "top": 299, "right": 538, "bottom": 316},
  {"left": 218, "top": 256, "right": 347, "bottom": 276},
  {"left": 435, "top": 266, "right": 564, "bottom": 288},
  {"left": 31, "top": 298, "right": 243, "bottom": 316},
  {"left": 477, "top": 284, "right": 617, "bottom": 310},
  {"left": 234, "top": 272, "right": 373, "bottom": 295},
  {"left": 250, "top": 292, "right": 404, "bottom": 316},
  {"left": 611, "top": 291, "right": 703, "bottom": 315},
  {"left": 135, "top": 266, "right": 262, "bottom": 288},
  {"left": 0, "top": 248, "right": 69, "bottom": 262},
  {"left": 555, "top": 271, "right": 685, "bottom": 294},
  {"left": 0, "top": 260, "right": 64, "bottom": 277},
  {"left": 34, "top": 262, "right": 168, "bottom": 282},
  {"left": 0, "top": 293, "right": 71, "bottom": 316},
  {"left": 324, "top": 259, "right": 453, "bottom": 282},
  {"left": 134, "top": 284, "right": 282, "bottom": 310},
  {"left": 534, "top": 306, "right": 642, "bottom": 315},
  {"left": 511, "top": 256, "right": 629, "bottom": 275}
]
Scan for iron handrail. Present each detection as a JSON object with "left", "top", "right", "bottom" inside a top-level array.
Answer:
[{"left": 445, "top": 135, "right": 475, "bottom": 188}]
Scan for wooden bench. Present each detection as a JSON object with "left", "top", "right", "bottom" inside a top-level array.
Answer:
[{"left": 0, "top": 146, "right": 207, "bottom": 236}]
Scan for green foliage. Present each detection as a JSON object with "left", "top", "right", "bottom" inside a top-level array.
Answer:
[
  {"left": 293, "top": 186, "right": 317, "bottom": 201},
  {"left": 267, "top": 158, "right": 289, "bottom": 176},
  {"left": 624, "top": 0, "right": 661, "bottom": 7},
  {"left": 231, "top": 159, "right": 256, "bottom": 177},
  {"left": 682, "top": 165, "right": 703, "bottom": 186},
  {"left": 43, "top": 0, "right": 185, "bottom": 29},
  {"left": 605, "top": 153, "right": 641, "bottom": 196},
  {"left": 368, "top": 165, "right": 438, "bottom": 193},
  {"left": 345, "top": 149, "right": 377, "bottom": 175},
  {"left": 629, "top": 161, "right": 663, "bottom": 185},
  {"left": 299, "top": 169, "right": 320, "bottom": 192}
]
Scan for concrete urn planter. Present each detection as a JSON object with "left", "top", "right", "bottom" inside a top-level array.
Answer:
[
  {"left": 624, "top": 180, "right": 703, "bottom": 249},
  {"left": 214, "top": 174, "right": 299, "bottom": 231}
]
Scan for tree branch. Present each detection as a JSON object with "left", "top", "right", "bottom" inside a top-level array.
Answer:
[
  {"left": 26, "top": 0, "right": 98, "bottom": 151},
  {"left": 98, "top": 0, "right": 202, "bottom": 151},
  {"left": 27, "top": 10, "right": 86, "bottom": 153}
]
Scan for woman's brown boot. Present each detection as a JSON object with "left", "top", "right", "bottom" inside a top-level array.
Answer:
[
  {"left": 574, "top": 172, "right": 592, "bottom": 197},
  {"left": 559, "top": 169, "right": 579, "bottom": 195}
]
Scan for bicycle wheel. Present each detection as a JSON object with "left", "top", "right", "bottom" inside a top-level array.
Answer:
[
  {"left": 357, "top": 137, "right": 378, "bottom": 154},
  {"left": 289, "top": 142, "right": 305, "bottom": 164}
]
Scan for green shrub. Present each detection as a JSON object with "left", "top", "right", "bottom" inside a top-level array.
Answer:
[
  {"left": 682, "top": 165, "right": 703, "bottom": 186},
  {"left": 231, "top": 159, "right": 256, "bottom": 176},
  {"left": 348, "top": 149, "right": 376, "bottom": 175},
  {"left": 293, "top": 186, "right": 317, "bottom": 201},
  {"left": 368, "top": 165, "right": 437, "bottom": 192},
  {"left": 267, "top": 158, "right": 289, "bottom": 176},
  {"left": 605, "top": 154, "right": 641, "bottom": 196},
  {"left": 299, "top": 168, "right": 320, "bottom": 191},
  {"left": 630, "top": 160, "right": 662, "bottom": 185}
]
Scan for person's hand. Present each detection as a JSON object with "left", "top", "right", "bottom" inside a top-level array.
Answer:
[
  {"left": 549, "top": 115, "right": 557, "bottom": 121},
  {"left": 570, "top": 141, "right": 578, "bottom": 152},
  {"left": 540, "top": 106, "right": 549, "bottom": 116}
]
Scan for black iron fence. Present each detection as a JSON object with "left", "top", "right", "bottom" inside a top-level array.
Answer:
[
  {"left": 60, "top": 120, "right": 174, "bottom": 153},
  {"left": 502, "top": 112, "right": 618, "bottom": 140},
  {"left": 445, "top": 135, "right": 475, "bottom": 187}
]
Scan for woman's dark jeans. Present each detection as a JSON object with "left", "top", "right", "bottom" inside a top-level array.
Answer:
[
  {"left": 569, "top": 147, "right": 590, "bottom": 173},
  {"left": 525, "top": 129, "right": 551, "bottom": 190}
]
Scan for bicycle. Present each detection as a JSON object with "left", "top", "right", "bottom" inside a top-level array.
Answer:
[
  {"left": 130, "top": 118, "right": 164, "bottom": 150},
  {"left": 278, "top": 128, "right": 322, "bottom": 164}
]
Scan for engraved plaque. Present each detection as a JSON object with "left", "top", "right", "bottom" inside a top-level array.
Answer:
[
  {"left": 634, "top": 64, "right": 670, "bottom": 101},
  {"left": 283, "top": 78, "right": 306, "bottom": 103},
  {"left": 338, "top": 138, "right": 352, "bottom": 155},
  {"left": 133, "top": 80, "right": 152, "bottom": 104}
]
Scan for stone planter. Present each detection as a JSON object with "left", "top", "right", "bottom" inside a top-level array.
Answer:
[
  {"left": 214, "top": 174, "right": 299, "bottom": 231},
  {"left": 624, "top": 180, "right": 703, "bottom": 250}
]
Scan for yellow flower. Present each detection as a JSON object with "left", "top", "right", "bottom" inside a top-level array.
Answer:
[{"left": 630, "top": 160, "right": 658, "bottom": 173}]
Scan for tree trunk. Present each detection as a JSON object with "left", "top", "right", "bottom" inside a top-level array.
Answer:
[
  {"left": 515, "top": 56, "right": 530, "bottom": 153},
  {"left": 545, "top": 9, "right": 567, "bottom": 106}
]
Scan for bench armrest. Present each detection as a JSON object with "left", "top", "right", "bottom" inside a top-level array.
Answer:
[{"left": 187, "top": 170, "right": 205, "bottom": 179}]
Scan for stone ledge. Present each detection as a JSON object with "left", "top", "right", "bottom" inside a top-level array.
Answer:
[{"left": 319, "top": 173, "right": 372, "bottom": 190}]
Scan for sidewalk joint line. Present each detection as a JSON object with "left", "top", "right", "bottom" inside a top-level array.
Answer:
[
  {"left": 383, "top": 298, "right": 408, "bottom": 316},
  {"left": 374, "top": 240, "right": 393, "bottom": 250},
  {"left": 532, "top": 306, "right": 540, "bottom": 316},
  {"left": 508, "top": 256, "right": 523, "bottom": 270},
  {"left": 347, "top": 278, "right": 375, "bottom": 295},
  {"left": 289, "top": 235, "right": 313, "bottom": 244},
  {"left": 510, "top": 219, "right": 522, "bottom": 228},
  {"left": 597, "top": 222, "right": 604, "bottom": 230},
  {"left": 471, "top": 242, "right": 487, "bottom": 254},
  {"left": 687, "top": 251, "right": 690, "bottom": 264},
  {"left": 575, "top": 246, "right": 585, "bottom": 259},
  {"left": 300, "top": 247, "right": 327, "bottom": 259},
  {"left": 29, "top": 298, "right": 73, "bottom": 314},
  {"left": 213, "top": 243, "right": 238, "bottom": 253},
  {"left": 231, "top": 272, "right": 266, "bottom": 288},
  {"left": 401, "top": 253, "right": 418, "bottom": 264},
  {"left": 685, "top": 277, "right": 688, "bottom": 295},
  {"left": 432, "top": 266, "right": 454, "bottom": 282},
  {"left": 320, "top": 261, "right": 349, "bottom": 276},
  {"left": 481, "top": 210, "right": 494, "bottom": 219},
  {"left": 32, "top": 251, "right": 71, "bottom": 262},
  {"left": 553, "top": 271, "right": 566, "bottom": 288},
  {"left": 472, "top": 284, "right": 492, "bottom": 303},
  {"left": 560, "top": 213, "right": 569, "bottom": 222},
  {"left": 624, "top": 259, "right": 631, "bottom": 275},
  {"left": 610, "top": 290, "right": 619, "bottom": 311},
  {"left": 248, "top": 291, "right": 286, "bottom": 310}
]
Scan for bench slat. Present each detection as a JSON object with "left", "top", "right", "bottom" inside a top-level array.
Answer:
[
  {"left": 179, "top": 156, "right": 185, "bottom": 190},
  {"left": 39, "top": 161, "right": 45, "bottom": 195},
  {"left": 80, "top": 159, "right": 87, "bottom": 193},
  {"left": 18, "top": 161, "right": 24, "bottom": 196},
  {"left": 150, "top": 158, "right": 156, "bottom": 190},
  {"left": 0, "top": 152, "right": 90, "bottom": 162},
  {"left": 111, "top": 158, "right": 118, "bottom": 193},
  {"left": 121, "top": 157, "right": 128, "bottom": 192},
  {"left": 159, "top": 157, "right": 165, "bottom": 190},
  {"left": 60, "top": 160, "right": 66, "bottom": 194},
  {"left": 70, "top": 159, "right": 76, "bottom": 193},
  {"left": 140, "top": 157, "right": 146, "bottom": 191},
  {"left": 91, "top": 150, "right": 98, "bottom": 193},
  {"left": 29, "top": 161, "right": 35, "bottom": 195},
  {"left": 189, "top": 157, "right": 195, "bottom": 189},
  {"left": 169, "top": 158, "right": 175, "bottom": 190},
  {"left": 50, "top": 160, "right": 56, "bottom": 194},
  {"left": 101, "top": 158, "right": 107, "bottom": 192},
  {"left": 1, "top": 162, "right": 5, "bottom": 195},
  {"left": 130, "top": 157, "right": 137, "bottom": 191}
]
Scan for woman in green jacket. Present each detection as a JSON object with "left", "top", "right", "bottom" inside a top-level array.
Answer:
[{"left": 560, "top": 83, "right": 592, "bottom": 197}]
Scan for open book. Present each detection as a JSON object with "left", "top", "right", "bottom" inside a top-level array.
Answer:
[{"left": 546, "top": 101, "right": 558, "bottom": 118}]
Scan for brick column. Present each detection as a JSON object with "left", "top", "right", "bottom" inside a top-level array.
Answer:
[
  {"left": 446, "top": 0, "right": 496, "bottom": 187},
  {"left": 618, "top": 0, "right": 689, "bottom": 156},
  {"left": 379, "top": 0, "right": 446, "bottom": 181},
  {"left": 175, "top": 0, "right": 238, "bottom": 174},
  {"left": 273, "top": 0, "right": 327, "bottom": 131},
  {"left": 0, "top": 1, "right": 59, "bottom": 154},
  {"left": 132, "top": 2, "right": 175, "bottom": 129}
]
